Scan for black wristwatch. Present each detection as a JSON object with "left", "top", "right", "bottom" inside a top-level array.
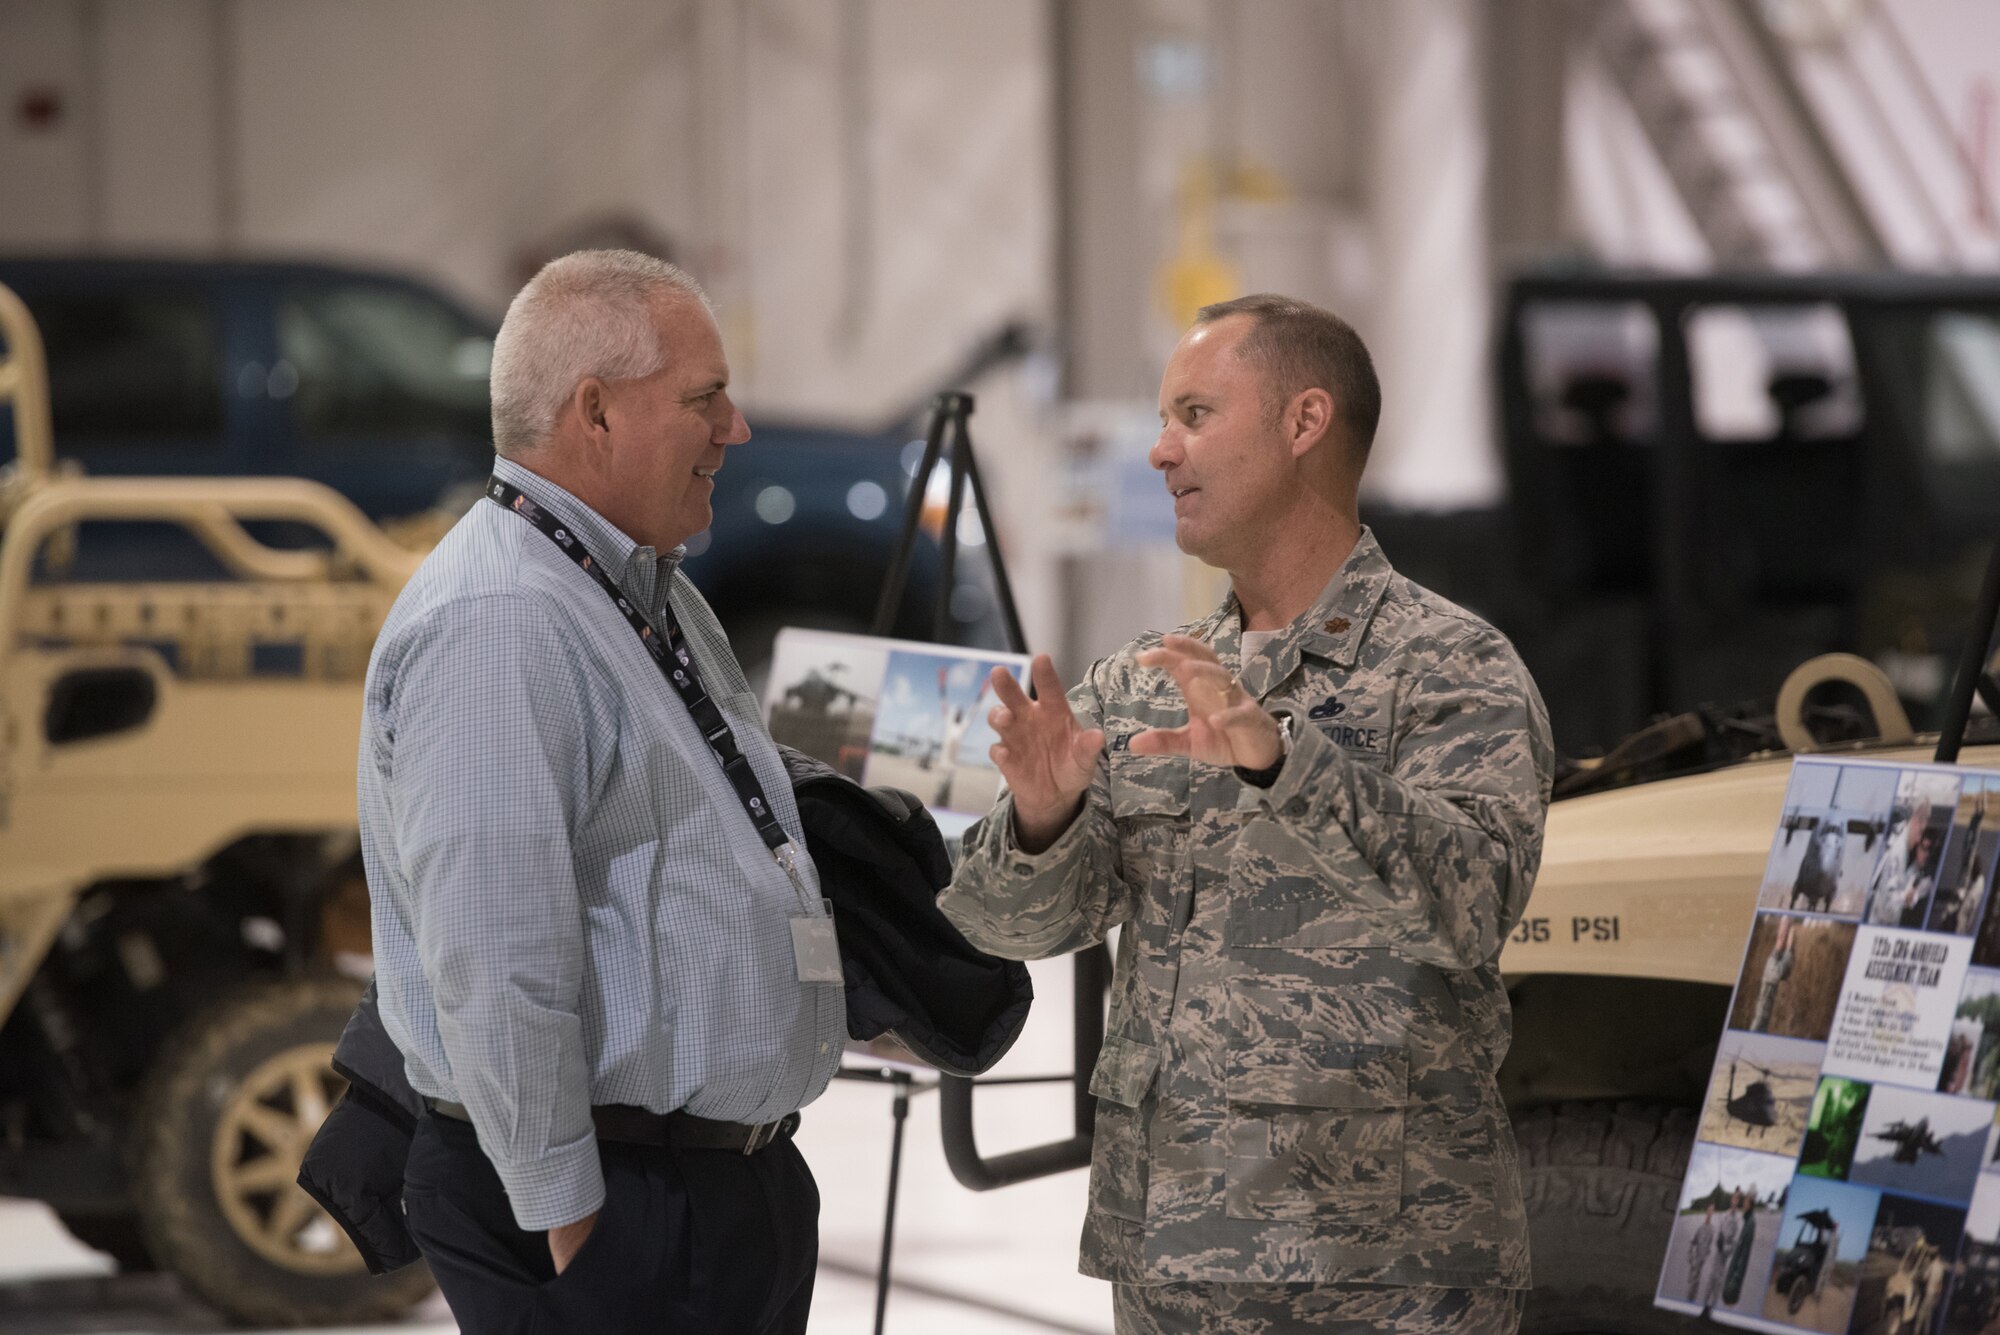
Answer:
[{"left": 1234, "top": 715, "right": 1292, "bottom": 789}]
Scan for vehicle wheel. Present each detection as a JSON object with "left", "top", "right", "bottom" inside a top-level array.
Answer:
[
  {"left": 130, "top": 976, "right": 434, "bottom": 1325},
  {"left": 1787, "top": 1277, "right": 1808, "bottom": 1315},
  {"left": 55, "top": 1211, "right": 156, "bottom": 1272},
  {"left": 1514, "top": 1101, "right": 1702, "bottom": 1333}
]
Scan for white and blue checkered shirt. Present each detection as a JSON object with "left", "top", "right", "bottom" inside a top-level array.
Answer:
[{"left": 359, "top": 455, "right": 845, "bottom": 1231}]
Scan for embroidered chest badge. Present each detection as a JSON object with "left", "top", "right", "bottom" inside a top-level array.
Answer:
[
  {"left": 1324, "top": 617, "right": 1350, "bottom": 633},
  {"left": 1307, "top": 696, "right": 1348, "bottom": 720}
]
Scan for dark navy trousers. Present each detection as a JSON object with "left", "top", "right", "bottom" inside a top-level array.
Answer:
[{"left": 403, "top": 1111, "right": 817, "bottom": 1335}]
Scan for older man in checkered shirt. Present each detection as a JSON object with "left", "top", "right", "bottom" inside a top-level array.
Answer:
[{"left": 359, "top": 251, "right": 841, "bottom": 1335}]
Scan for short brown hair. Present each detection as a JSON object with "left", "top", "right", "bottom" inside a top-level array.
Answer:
[{"left": 1194, "top": 293, "right": 1381, "bottom": 462}]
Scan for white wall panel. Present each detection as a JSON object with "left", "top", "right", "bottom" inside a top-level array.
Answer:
[
  {"left": 0, "top": 1, "right": 91, "bottom": 248},
  {"left": 1354, "top": 0, "right": 1498, "bottom": 509},
  {"left": 733, "top": 0, "right": 1052, "bottom": 422},
  {"left": 229, "top": 0, "right": 515, "bottom": 307},
  {"left": 96, "top": 0, "right": 224, "bottom": 249}
]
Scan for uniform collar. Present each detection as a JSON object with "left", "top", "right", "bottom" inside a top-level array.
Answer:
[
  {"left": 491, "top": 455, "right": 686, "bottom": 599},
  {"left": 1228, "top": 526, "right": 1395, "bottom": 701}
]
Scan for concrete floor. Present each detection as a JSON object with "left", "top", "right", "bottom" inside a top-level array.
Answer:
[{"left": 0, "top": 957, "right": 1110, "bottom": 1335}]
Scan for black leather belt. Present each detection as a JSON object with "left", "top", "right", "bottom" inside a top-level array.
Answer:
[{"left": 425, "top": 1098, "right": 799, "bottom": 1155}]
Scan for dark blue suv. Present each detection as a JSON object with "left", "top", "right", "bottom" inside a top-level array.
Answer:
[{"left": 0, "top": 257, "right": 975, "bottom": 668}]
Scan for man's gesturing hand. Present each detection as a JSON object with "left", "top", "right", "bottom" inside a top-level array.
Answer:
[
  {"left": 987, "top": 654, "right": 1105, "bottom": 853},
  {"left": 1132, "top": 634, "right": 1283, "bottom": 770}
]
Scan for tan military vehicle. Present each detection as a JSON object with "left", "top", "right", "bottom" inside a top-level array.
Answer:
[
  {"left": 0, "top": 282, "right": 434, "bottom": 1323},
  {"left": 1879, "top": 1234, "right": 1945, "bottom": 1335}
]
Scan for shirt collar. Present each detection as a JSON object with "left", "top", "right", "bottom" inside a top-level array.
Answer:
[
  {"left": 490, "top": 456, "right": 686, "bottom": 594},
  {"left": 1229, "top": 526, "right": 1396, "bottom": 701}
]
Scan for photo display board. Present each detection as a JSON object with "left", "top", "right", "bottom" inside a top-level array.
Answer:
[
  {"left": 761, "top": 628, "right": 1032, "bottom": 843},
  {"left": 1657, "top": 757, "right": 2000, "bottom": 1335}
]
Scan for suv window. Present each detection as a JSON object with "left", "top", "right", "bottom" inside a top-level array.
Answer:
[
  {"left": 1686, "top": 303, "right": 1864, "bottom": 441},
  {"left": 1519, "top": 300, "right": 1660, "bottom": 445},
  {"left": 278, "top": 283, "right": 491, "bottom": 442},
  {"left": 25, "top": 287, "right": 223, "bottom": 444},
  {"left": 1920, "top": 310, "right": 2000, "bottom": 465}
]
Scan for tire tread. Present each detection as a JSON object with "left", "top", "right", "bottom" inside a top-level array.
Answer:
[
  {"left": 130, "top": 976, "right": 432, "bottom": 1327},
  {"left": 1515, "top": 1100, "right": 1704, "bottom": 1334}
]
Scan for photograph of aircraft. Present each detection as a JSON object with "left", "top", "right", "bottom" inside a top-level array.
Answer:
[
  {"left": 1851, "top": 1086, "right": 1990, "bottom": 1200},
  {"left": 1873, "top": 1118, "right": 1945, "bottom": 1166}
]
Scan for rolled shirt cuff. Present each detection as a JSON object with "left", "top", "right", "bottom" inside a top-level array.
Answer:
[
  {"left": 489, "top": 1125, "right": 605, "bottom": 1232},
  {"left": 998, "top": 791, "right": 1096, "bottom": 871}
]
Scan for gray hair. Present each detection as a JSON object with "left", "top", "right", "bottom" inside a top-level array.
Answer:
[{"left": 489, "top": 249, "right": 710, "bottom": 456}]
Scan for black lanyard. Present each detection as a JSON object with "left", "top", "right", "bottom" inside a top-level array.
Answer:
[{"left": 485, "top": 476, "right": 793, "bottom": 858}]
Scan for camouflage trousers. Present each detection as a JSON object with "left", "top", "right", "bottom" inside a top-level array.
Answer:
[{"left": 1112, "top": 1282, "right": 1526, "bottom": 1334}]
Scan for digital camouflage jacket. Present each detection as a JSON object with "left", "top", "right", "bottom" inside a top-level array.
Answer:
[{"left": 940, "top": 529, "right": 1554, "bottom": 1290}]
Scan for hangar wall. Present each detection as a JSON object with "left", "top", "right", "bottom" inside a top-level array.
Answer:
[
  {"left": 0, "top": 0, "right": 1055, "bottom": 427},
  {"left": 4, "top": 0, "right": 1996, "bottom": 668}
]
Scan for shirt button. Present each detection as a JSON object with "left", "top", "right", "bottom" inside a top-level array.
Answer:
[
  {"left": 819, "top": 1042, "right": 829, "bottom": 1054},
  {"left": 1284, "top": 799, "right": 1308, "bottom": 818},
  {"left": 1014, "top": 862, "right": 1033, "bottom": 873}
]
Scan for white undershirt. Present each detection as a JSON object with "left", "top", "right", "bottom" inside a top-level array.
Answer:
[{"left": 1240, "top": 629, "right": 1281, "bottom": 662}]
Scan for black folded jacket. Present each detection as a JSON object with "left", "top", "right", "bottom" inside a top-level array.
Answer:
[
  {"left": 298, "top": 751, "right": 1032, "bottom": 1274},
  {"left": 782, "top": 748, "right": 1032, "bottom": 1076}
]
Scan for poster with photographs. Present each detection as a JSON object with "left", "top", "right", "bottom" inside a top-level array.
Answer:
[
  {"left": 762, "top": 628, "right": 1031, "bottom": 841},
  {"left": 1660, "top": 757, "right": 2000, "bottom": 1334}
]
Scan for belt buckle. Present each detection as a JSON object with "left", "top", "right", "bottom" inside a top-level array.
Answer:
[{"left": 742, "top": 1119, "right": 778, "bottom": 1156}]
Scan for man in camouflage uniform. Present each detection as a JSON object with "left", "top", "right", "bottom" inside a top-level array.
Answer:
[{"left": 940, "top": 294, "right": 1553, "bottom": 1332}]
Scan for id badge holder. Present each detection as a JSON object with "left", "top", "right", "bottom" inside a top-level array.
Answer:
[{"left": 791, "top": 907, "right": 843, "bottom": 984}]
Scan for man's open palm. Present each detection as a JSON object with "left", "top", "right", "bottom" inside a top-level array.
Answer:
[
  {"left": 986, "top": 655, "right": 1104, "bottom": 852},
  {"left": 1131, "top": 634, "right": 1282, "bottom": 770}
]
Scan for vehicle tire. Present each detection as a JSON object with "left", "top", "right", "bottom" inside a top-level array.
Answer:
[
  {"left": 54, "top": 1211, "right": 156, "bottom": 1272},
  {"left": 130, "top": 976, "right": 434, "bottom": 1326},
  {"left": 1787, "top": 1277, "right": 1808, "bottom": 1315},
  {"left": 1514, "top": 1101, "right": 1702, "bottom": 1333}
]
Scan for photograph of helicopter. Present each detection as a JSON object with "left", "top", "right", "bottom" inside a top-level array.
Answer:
[
  {"left": 1763, "top": 1176, "right": 1875, "bottom": 1333},
  {"left": 1699, "top": 1031, "right": 1821, "bottom": 1155},
  {"left": 1851, "top": 1083, "right": 1991, "bottom": 1200}
]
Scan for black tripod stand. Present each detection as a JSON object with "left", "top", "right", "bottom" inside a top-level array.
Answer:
[
  {"left": 844, "top": 391, "right": 1027, "bottom": 1335},
  {"left": 850, "top": 393, "right": 1108, "bottom": 1333},
  {"left": 873, "top": 390, "right": 1027, "bottom": 652}
]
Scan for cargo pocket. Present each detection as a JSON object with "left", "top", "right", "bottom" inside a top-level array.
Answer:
[
  {"left": 1085, "top": 1033, "right": 1160, "bottom": 1223},
  {"left": 1108, "top": 754, "right": 1190, "bottom": 906},
  {"left": 1107, "top": 753, "right": 1189, "bottom": 819},
  {"left": 1223, "top": 1042, "right": 1406, "bottom": 1223}
]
